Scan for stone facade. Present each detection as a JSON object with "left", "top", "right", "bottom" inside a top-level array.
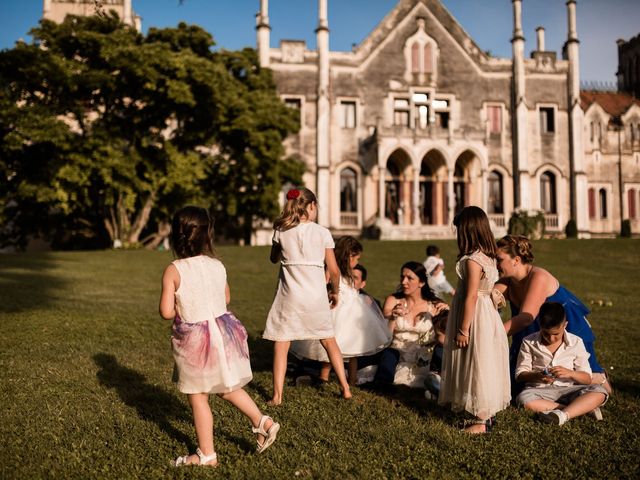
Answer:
[
  {"left": 40, "top": 1, "right": 640, "bottom": 240},
  {"left": 43, "top": 0, "right": 140, "bottom": 31},
  {"left": 257, "top": 0, "right": 640, "bottom": 240}
]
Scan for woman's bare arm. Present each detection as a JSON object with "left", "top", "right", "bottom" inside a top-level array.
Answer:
[{"left": 504, "top": 270, "right": 555, "bottom": 336}]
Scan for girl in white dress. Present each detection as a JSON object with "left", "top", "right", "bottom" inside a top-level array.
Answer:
[
  {"left": 264, "top": 188, "right": 351, "bottom": 405},
  {"left": 438, "top": 206, "right": 510, "bottom": 433},
  {"left": 291, "top": 236, "right": 392, "bottom": 385},
  {"left": 160, "top": 206, "right": 279, "bottom": 467}
]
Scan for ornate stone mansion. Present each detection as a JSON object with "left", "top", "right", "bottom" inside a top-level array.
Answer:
[
  {"left": 257, "top": 0, "right": 640, "bottom": 239},
  {"left": 42, "top": 1, "right": 640, "bottom": 240}
]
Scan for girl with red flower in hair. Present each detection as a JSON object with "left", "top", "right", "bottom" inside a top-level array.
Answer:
[{"left": 263, "top": 188, "right": 352, "bottom": 405}]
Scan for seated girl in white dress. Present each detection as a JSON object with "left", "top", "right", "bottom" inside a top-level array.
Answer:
[{"left": 291, "top": 236, "right": 392, "bottom": 385}]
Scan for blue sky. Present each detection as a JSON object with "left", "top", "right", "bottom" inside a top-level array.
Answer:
[{"left": 1, "top": 1, "right": 638, "bottom": 84}]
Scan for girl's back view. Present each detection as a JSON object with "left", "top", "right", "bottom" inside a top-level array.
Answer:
[
  {"left": 264, "top": 221, "right": 335, "bottom": 340},
  {"left": 160, "top": 206, "right": 279, "bottom": 468},
  {"left": 172, "top": 255, "right": 251, "bottom": 393},
  {"left": 263, "top": 188, "right": 351, "bottom": 405}
]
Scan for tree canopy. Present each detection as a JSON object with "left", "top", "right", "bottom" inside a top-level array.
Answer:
[{"left": 0, "top": 14, "right": 302, "bottom": 249}]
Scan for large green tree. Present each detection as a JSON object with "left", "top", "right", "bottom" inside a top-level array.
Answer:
[{"left": 0, "top": 14, "right": 301, "bottom": 249}]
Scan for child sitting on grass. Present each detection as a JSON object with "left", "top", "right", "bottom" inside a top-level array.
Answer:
[{"left": 515, "top": 302, "right": 608, "bottom": 425}]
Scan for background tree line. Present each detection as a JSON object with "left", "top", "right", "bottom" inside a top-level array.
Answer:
[{"left": 0, "top": 13, "right": 303, "bottom": 250}]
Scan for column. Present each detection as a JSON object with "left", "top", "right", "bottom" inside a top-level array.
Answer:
[
  {"left": 316, "top": 0, "right": 331, "bottom": 225},
  {"left": 566, "top": 0, "right": 587, "bottom": 233},
  {"left": 256, "top": 0, "right": 271, "bottom": 68},
  {"left": 378, "top": 166, "right": 386, "bottom": 221},
  {"left": 412, "top": 167, "right": 420, "bottom": 225},
  {"left": 124, "top": 0, "right": 132, "bottom": 26},
  {"left": 447, "top": 169, "right": 455, "bottom": 225}
]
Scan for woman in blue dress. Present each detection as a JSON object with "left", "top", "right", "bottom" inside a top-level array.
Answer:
[{"left": 494, "top": 235, "right": 611, "bottom": 397}]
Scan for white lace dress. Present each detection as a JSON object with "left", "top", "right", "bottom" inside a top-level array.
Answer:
[
  {"left": 438, "top": 251, "right": 511, "bottom": 418},
  {"left": 291, "top": 276, "right": 392, "bottom": 361},
  {"left": 391, "top": 302, "right": 448, "bottom": 388}
]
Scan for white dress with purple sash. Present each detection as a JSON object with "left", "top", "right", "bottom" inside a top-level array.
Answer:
[{"left": 171, "top": 256, "right": 252, "bottom": 394}]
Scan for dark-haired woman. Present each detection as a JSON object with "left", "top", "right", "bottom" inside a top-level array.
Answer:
[
  {"left": 368, "top": 262, "right": 449, "bottom": 388},
  {"left": 494, "top": 235, "right": 610, "bottom": 396}
]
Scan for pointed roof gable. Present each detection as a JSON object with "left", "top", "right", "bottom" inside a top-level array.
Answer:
[
  {"left": 353, "top": 0, "right": 489, "bottom": 65},
  {"left": 580, "top": 91, "right": 640, "bottom": 118}
]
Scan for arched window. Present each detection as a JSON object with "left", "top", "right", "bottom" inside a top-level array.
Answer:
[
  {"left": 487, "top": 171, "right": 504, "bottom": 214},
  {"left": 419, "top": 162, "right": 433, "bottom": 225},
  {"left": 410, "top": 41, "right": 434, "bottom": 75},
  {"left": 385, "top": 158, "right": 402, "bottom": 224},
  {"left": 599, "top": 188, "right": 608, "bottom": 219},
  {"left": 628, "top": 188, "right": 637, "bottom": 219},
  {"left": 339, "top": 168, "right": 357, "bottom": 213},
  {"left": 453, "top": 162, "right": 466, "bottom": 216},
  {"left": 540, "top": 171, "right": 556, "bottom": 214}
]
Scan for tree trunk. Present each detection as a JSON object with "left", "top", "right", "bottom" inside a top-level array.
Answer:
[
  {"left": 142, "top": 221, "right": 170, "bottom": 250},
  {"left": 127, "top": 192, "right": 156, "bottom": 244}
]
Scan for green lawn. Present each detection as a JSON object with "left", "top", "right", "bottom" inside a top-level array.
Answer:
[{"left": 1, "top": 240, "right": 639, "bottom": 479}]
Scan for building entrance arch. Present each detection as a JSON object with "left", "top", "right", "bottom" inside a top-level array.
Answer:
[
  {"left": 419, "top": 150, "right": 447, "bottom": 225},
  {"left": 385, "top": 149, "right": 412, "bottom": 224}
]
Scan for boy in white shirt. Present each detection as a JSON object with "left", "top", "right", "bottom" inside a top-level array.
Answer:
[
  {"left": 423, "top": 245, "right": 455, "bottom": 296},
  {"left": 515, "top": 302, "right": 608, "bottom": 425}
]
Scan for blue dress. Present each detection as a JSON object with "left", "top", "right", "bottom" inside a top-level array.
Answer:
[{"left": 510, "top": 285, "right": 604, "bottom": 395}]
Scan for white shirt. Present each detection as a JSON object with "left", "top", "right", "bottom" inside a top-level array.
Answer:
[
  {"left": 423, "top": 256, "right": 444, "bottom": 281},
  {"left": 515, "top": 331, "right": 592, "bottom": 387}
]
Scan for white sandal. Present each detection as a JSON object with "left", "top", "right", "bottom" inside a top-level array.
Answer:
[
  {"left": 253, "top": 415, "right": 280, "bottom": 454},
  {"left": 172, "top": 447, "right": 218, "bottom": 467}
]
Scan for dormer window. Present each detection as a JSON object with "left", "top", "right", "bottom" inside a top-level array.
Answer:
[
  {"left": 411, "top": 42, "right": 433, "bottom": 74},
  {"left": 404, "top": 17, "right": 438, "bottom": 84}
]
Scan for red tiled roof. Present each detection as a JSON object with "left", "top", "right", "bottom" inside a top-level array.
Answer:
[{"left": 580, "top": 90, "right": 640, "bottom": 117}]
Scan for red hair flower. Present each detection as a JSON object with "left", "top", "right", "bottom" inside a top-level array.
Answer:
[{"left": 286, "top": 189, "right": 301, "bottom": 200}]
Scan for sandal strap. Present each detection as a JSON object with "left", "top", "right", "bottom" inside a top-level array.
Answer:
[
  {"left": 196, "top": 448, "right": 217, "bottom": 465},
  {"left": 252, "top": 415, "right": 272, "bottom": 436}
]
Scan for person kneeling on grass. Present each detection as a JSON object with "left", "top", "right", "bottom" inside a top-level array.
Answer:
[{"left": 515, "top": 302, "right": 608, "bottom": 425}]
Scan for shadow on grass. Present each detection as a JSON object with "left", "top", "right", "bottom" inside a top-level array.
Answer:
[
  {"left": 93, "top": 353, "right": 195, "bottom": 450},
  {"left": 247, "top": 335, "right": 275, "bottom": 373},
  {"left": 613, "top": 378, "right": 640, "bottom": 399},
  {"left": 0, "top": 253, "right": 67, "bottom": 313}
]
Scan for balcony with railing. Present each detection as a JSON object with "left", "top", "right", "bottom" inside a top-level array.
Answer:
[
  {"left": 488, "top": 214, "right": 506, "bottom": 228},
  {"left": 544, "top": 213, "right": 560, "bottom": 231},
  {"left": 340, "top": 212, "right": 358, "bottom": 227}
]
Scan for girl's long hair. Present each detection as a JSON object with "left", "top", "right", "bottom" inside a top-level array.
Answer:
[
  {"left": 335, "top": 236, "right": 363, "bottom": 285},
  {"left": 170, "top": 206, "right": 216, "bottom": 259},
  {"left": 453, "top": 206, "right": 498, "bottom": 259},
  {"left": 394, "top": 261, "right": 441, "bottom": 302},
  {"left": 273, "top": 187, "right": 317, "bottom": 231},
  {"left": 496, "top": 234, "right": 534, "bottom": 264}
]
